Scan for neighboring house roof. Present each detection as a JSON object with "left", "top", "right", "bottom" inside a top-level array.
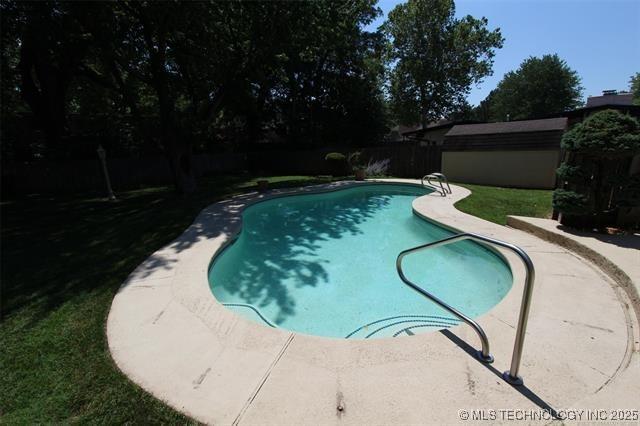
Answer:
[
  {"left": 446, "top": 117, "right": 568, "bottom": 137},
  {"left": 386, "top": 123, "right": 422, "bottom": 142},
  {"left": 561, "top": 103, "right": 640, "bottom": 117},
  {"left": 586, "top": 92, "right": 633, "bottom": 108},
  {"left": 402, "top": 120, "right": 481, "bottom": 137},
  {"left": 392, "top": 124, "right": 422, "bottom": 134}
]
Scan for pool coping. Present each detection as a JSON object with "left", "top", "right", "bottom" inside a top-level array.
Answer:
[
  {"left": 506, "top": 215, "right": 640, "bottom": 328},
  {"left": 107, "top": 179, "right": 639, "bottom": 425}
]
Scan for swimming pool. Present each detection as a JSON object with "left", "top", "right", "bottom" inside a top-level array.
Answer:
[{"left": 208, "top": 184, "right": 512, "bottom": 339}]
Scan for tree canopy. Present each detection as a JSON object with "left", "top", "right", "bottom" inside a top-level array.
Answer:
[
  {"left": 631, "top": 72, "right": 640, "bottom": 105},
  {"left": 2, "top": 0, "right": 390, "bottom": 191},
  {"left": 383, "top": 0, "right": 503, "bottom": 126},
  {"left": 479, "top": 54, "right": 583, "bottom": 122},
  {"left": 2, "top": 0, "right": 508, "bottom": 192}
]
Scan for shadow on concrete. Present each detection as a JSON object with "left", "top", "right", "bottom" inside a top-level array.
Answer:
[
  {"left": 440, "top": 329, "right": 561, "bottom": 420},
  {"left": 558, "top": 225, "right": 640, "bottom": 251}
]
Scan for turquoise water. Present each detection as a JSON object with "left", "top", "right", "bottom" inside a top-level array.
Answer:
[{"left": 208, "top": 184, "right": 512, "bottom": 339}]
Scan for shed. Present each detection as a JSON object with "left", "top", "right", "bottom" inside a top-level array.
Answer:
[{"left": 442, "top": 117, "right": 568, "bottom": 189}]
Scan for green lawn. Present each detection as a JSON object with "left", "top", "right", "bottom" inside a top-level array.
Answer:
[
  {"left": 0, "top": 177, "right": 551, "bottom": 422},
  {"left": 454, "top": 183, "right": 553, "bottom": 225},
  {"left": 0, "top": 174, "right": 325, "bottom": 423}
]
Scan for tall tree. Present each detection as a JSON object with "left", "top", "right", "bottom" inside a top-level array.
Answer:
[
  {"left": 485, "top": 54, "right": 583, "bottom": 121},
  {"left": 2, "top": 1, "right": 389, "bottom": 192},
  {"left": 630, "top": 72, "right": 640, "bottom": 105},
  {"left": 383, "top": 0, "right": 503, "bottom": 126},
  {"left": 7, "top": 1, "right": 101, "bottom": 154}
]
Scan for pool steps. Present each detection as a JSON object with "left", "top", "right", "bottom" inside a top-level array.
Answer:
[
  {"left": 345, "top": 314, "right": 461, "bottom": 338},
  {"left": 221, "top": 303, "right": 278, "bottom": 328}
]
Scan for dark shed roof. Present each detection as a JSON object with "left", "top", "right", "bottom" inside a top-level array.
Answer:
[
  {"left": 402, "top": 120, "right": 481, "bottom": 137},
  {"left": 446, "top": 117, "right": 568, "bottom": 137}
]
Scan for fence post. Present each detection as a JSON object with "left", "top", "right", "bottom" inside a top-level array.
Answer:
[{"left": 97, "top": 145, "right": 116, "bottom": 200}]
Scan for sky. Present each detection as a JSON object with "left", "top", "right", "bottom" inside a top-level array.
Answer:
[{"left": 366, "top": 0, "right": 640, "bottom": 106}]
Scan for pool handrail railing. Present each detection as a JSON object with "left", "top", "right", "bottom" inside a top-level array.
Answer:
[
  {"left": 396, "top": 232, "right": 535, "bottom": 386},
  {"left": 421, "top": 172, "right": 451, "bottom": 196}
]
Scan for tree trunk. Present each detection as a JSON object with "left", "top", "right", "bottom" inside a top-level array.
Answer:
[
  {"left": 166, "top": 136, "right": 197, "bottom": 194},
  {"left": 158, "top": 102, "right": 196, "bottom": 194},
  {"left": 18, "top": 38, "right": 68, "bottom": 155},
  {"left": 145, "top": 20, "right": 197, "bottom": 194}
]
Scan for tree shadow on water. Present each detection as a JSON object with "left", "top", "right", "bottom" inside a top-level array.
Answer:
[{"left": 212, "top": 189, "right": 397, "bottom": 323}]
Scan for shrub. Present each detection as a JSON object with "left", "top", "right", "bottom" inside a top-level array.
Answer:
[
  {"left": 553, "top": 109, "right": 640, "bottom": 228},
  {"left": 325, "top": 152, "right": 346, "bottom": 162},
  {"left": 365, "top": 158, "right": 391, "bottom": 176},
  {"left": 552, "top": 188, "right": 589, "bottom": 216},
  {"left": 348, "top": 151, "right": 365, "bottom": 171},
  {"left": 555, "top": 162, "right": 586, "bottom": 182},
  {"left": 325, "top": 152, "right": 348, "bottom": 176},
  {"left": 561, "top": 110, "right": 640, "bottom": 157}
]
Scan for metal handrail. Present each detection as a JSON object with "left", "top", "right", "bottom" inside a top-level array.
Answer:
[
  {"left": 396, "top": 232, "right": 535, "bottom": 386},
  {"left": 421, "top": 174, "right": 446, "bottom": 196},
  {"left": 428, "top": 172, "right": 452, "bottom": 194},
  {"left": 421, "top": 173, "right": 452, "bottom": 196}
]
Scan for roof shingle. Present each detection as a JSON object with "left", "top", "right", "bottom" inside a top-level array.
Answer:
[{"left": 446, "top": 117, "right": 568, "bottom": 137}]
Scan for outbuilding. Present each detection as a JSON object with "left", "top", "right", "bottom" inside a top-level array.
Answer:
[{"left": 441, "top": 117, "right": 568, "bottom": 189}]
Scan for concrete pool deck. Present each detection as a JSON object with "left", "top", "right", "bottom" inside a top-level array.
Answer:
[{"left": 107, "top": 180, "right": 639, "bottom": 424}]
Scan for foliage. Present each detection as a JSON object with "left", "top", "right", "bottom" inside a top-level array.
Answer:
[
  {"left": 631, "top": 73, "right": 640, "bottom": 105},
  {"left": 348, "top": 151, "right": 366, "bottom": 171},
  {"left": 553, "top": 110, "right": 640, "bottom": 227},
  {"left": 325, "top": 152, "right": 348, "bottom": 176},
  {"left": 479, "top": 54, "right": 583, "bottom": 121},
  {"left": 551, "top": 188, "right": 589, "bottom": 215},
  {"left": 561, "top": 109, "right": 640, "bottom": 157},
  {"left": 555, "top": 162, "right": 586, "bottom": 181},
  {"left": 365, "top": 158, "right": 391, "bottom": 176},
  {"left": 1, "top": 1, "right": 388, "bottom": 191},
  {"left": 454, "top": 183, "right": 552, "bottom": 225},
  {"left": 383, "top": 0, "right": 503, "bottom": 126},
  {"left": 325, "top": 152, "right": 346, "bottom": 162}
]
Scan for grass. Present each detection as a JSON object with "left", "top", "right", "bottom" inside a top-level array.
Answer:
[
  {"left": 0, "top": 174, "right": 327, "bottom": 423},
  {"left": 454, "top": 183, "right": 553, "bottom": 225},
  {"left": 0, "top": 176, "right": 551, "bottom": 422}
]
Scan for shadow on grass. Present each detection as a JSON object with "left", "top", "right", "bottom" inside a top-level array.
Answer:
[{"left": 0, "top": 174, "right": 336, "bottom": 324}]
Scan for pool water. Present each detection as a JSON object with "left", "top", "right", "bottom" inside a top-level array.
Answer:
[{"left": 208, "top": 184, "right": 512, "bottom": 339}]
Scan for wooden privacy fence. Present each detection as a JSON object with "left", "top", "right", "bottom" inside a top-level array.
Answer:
[
  {"left": 247, "top": 143, "right": 442, "bottom": 178},
  {"left": 2, "top": 143, "right": 442, "bottom": 195},
  {"left": 2, "top": 152, "right": 246, "bottom": 195},
  {"left": 362, "top": 144, "right": 442, "bottom": 178}
]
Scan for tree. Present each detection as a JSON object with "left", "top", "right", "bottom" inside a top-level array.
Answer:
[
  {"left": 485, "top": 54, "right": 583, "bottom": 121},
  {"left": 260, "top": 0, "right": 386, "bottom": 147},
  {"left": 6, "top": 1, "right": 103, "bottom": 154},
  {"left": 2, "top": 1, "right": 389, "bottom": 193},
  {"left": 383, "top": 0, "right": 503, "bottom": 126},
  {"left": 553, "top": 110, "right": 640, "bottom": 228},
  {"left": 631, "top": 73, "right": 640, "bottom": 105}
]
